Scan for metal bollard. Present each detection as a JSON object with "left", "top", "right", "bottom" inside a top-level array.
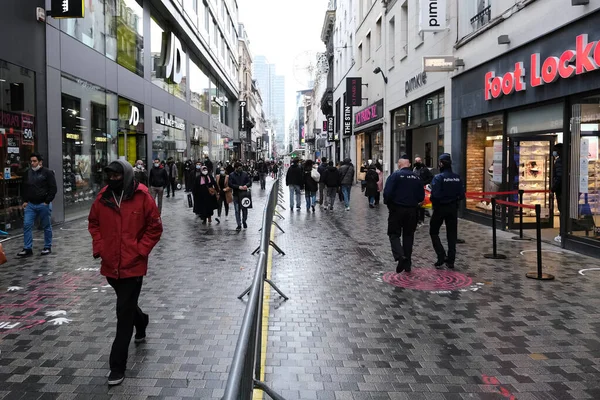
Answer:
[
  {"left": 484, "top": 198, "right": 507, "bottom": 259},
  {"left": 526, "top": 204, "right": 555, "bottom": 280}
]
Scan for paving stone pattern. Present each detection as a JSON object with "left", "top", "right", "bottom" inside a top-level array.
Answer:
[
  {"left": 0, "top": 179, "right": 599, "bottom": 400},
  {"left": 265, "top": 184, "right": 600, "bottom": 400}
]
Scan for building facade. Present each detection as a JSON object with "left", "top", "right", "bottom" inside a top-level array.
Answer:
[
  {"left": 0, "top": 0, "right": 241, "bottom": 229},
  {"left": 253, "top": 56, "right": 286, "bottom": 155}
]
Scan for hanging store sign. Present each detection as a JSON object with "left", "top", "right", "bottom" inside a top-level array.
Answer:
[
  {"left": 419, "top": 0, "right": 446, "bottom": 32},
  {"left": 157, "top": 32, "right": 183, "bottom": 84},
  {"left": 423, "top": 56, "right": 456, "bottom": 72},
  {"left": 327, "top": 115, "right": 335, "bottom": 141},
  {"left": 50, "top": 0, "right": 84, "bottom": 19},
  {"left": 346, "top": 77, "right": 362, "bottom": 106},
  {"left": 155, "top": 115, "right": 184, "bottom": 130},
  {"left": 128, "top": 105, "right": 140, "bottom": 127},
  {"left": 354, "top": 99, "right": 384, "bottom": 128},
  {"left": 239, "top": 101, "right": 247, "bottom": 131},
  {"left": 485, "top": 34, "right": 600, "bottom": 101},
  {"left": 343, "top": 104, "right": 352, "bottom": 136},
  {"left": 257, "top": 136, "right": 262, "bottom": 150}
]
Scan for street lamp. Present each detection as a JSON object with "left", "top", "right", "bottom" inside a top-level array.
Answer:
[{"left": 373, "top": 67, "right": 388, "bottom": 84}]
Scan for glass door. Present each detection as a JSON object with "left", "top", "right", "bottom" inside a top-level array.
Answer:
[{"left": 508, "top": 138, "right": 554, "bottom": 229}]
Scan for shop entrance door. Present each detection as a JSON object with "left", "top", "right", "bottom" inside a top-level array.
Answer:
[{"left": 508, "top": 137, "right": 555, "bottom": 229}]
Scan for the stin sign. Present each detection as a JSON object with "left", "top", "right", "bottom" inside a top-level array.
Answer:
[{"left": 485, "top": 34, "right": 600, "bottom": 101}]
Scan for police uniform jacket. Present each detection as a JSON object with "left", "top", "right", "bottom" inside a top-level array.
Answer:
[
  {"left": 430, "top": 169, "right": 465, "bottom": 207},
  {"left": 383, "top": 168, "right": 425, "bottom": 207}
]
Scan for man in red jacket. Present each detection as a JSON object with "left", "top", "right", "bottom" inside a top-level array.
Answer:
[{"left": 88, "top": 160, "right": 163, "bottom": 386}]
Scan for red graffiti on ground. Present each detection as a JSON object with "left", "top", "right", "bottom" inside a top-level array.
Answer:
[{"left": 482, "top": 375, "right": 517, "bottom": 400}]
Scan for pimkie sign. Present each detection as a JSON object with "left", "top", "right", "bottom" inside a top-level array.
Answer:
[{"left": 485, "top": 34, "right": 600, "bottom": 101}]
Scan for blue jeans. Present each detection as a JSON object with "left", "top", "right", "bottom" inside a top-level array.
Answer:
[
  {"left": 24, "top": 203, "right": 52, "bottom": 250},
  {"left": 233, "top": 198, "right": 248, "bottom": 227},
  {"left": 369, "top": 196, "right": 375, "bottom": 206},
  {"left": 289, "top": 185, "right": 302, "bottom": 209},
  {"left": 305, "top": 192, "right": 316, "bottom": 210},
  {"left": 341, "top": 185, "right": 352, "bottom": 208}
]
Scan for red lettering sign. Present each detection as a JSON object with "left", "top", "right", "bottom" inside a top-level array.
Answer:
[{"left": 485, "top": 34, "right": 600, "bottom": 100}]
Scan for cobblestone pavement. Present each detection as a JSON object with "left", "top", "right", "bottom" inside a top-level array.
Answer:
[
  {"left": 0, "top": 184, "right": 273, "bottom": 399},
  {"left": 265, "top": 184, "right": 600, "bottom": 400},
  {"left": 1, "top": 179, "right": 600, "bottom": 400}
]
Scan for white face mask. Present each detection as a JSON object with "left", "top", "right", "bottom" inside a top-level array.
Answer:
[
  {"left": 202, "top": 170, "right": 208, "bottom": 175},
  {"left": 154, "top": 163, "right": 159, "bottom": 168},
  {"left": 32, "top": 165, "right": 41, "bottom": 171},
  {"left": 136, "top": 164, "right": 143, "bottom": 169}
]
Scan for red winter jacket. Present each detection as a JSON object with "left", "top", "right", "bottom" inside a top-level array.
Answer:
[{"left": 88, "top": 182, "right": 163, "bottom": 279}]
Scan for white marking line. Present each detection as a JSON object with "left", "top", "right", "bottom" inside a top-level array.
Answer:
[
  {"left": 45, "top": 310, "right": 66, "bottom": 317},
  {"left": 519, "top": 250, "right": 563, "bottom": 256},
  {"left": 579, "top": 268, "right": 600, "bottom": 276}
]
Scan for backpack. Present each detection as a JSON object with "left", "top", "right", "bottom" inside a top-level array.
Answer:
[{"left": 311, "top": 168, "right": 320, "bottom": 182}]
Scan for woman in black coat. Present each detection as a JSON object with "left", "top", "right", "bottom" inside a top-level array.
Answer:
[
  {"left": 364, "top": 164, "right": 379, "bottom": 208},
  {"left": 192, "top": 165, "right": 218, "bottom": 224},
  {"left": 303, "top": 160, "right": 319, "bottom": 212}
]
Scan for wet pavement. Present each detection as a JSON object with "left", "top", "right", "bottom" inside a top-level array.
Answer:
[{"left": 1, "top": 178, "right": 600, "bottom": 399}]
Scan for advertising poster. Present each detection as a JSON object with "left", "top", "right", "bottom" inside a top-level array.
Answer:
[
  {"left": 492, "top": 140, "right": 503, "bottom": 183},
  {"left": 580, "top": 138, "right": 590, "bottom": 194}
]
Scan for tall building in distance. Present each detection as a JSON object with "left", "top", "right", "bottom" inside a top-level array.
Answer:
[{"left": 253, "top": 56, "right": 286, "bottom": 155}]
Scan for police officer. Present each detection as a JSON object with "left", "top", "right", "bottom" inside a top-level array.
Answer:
[
  {"left": 430, "top": 153, "right": 465, "bottom": 269},
  {"left": 383, "top": 155, "right": 425, "bottom": 273}
]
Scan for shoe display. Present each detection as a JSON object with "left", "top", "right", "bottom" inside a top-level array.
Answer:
[{"left": 108, "top": 371, "right": 125, "bottom": 386}]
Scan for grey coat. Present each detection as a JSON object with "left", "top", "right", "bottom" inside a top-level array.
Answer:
[{"left": 338, "top": 159, "right": 355, "bottom": 186}]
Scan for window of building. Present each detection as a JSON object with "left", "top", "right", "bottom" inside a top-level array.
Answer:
[
  {"left": 400, "top": 1, "right": 408, "bottom": 59},
  {"left": 459, "top": 0, "right": 492, "bottom": 39},
  {"left": 357, "top": 43, "right": 363, "bottom": 69},
  {"left": 0, "top": 60, "right": 37, "bottom": 230},
  {"left": 464, "top": 114, "right": 504, "bottom": 213},
  {"left": 61, "top": 75, "right": 119, "bottom": 220},
  {"left": 569, "top": 95, "right": 600, "bottom": 241},
  {"left": 335, "top": 98, "right": 341, "bottom": 133},
  {"left": 365, "top": 32, "right": 371, "bottom": 61},
  {"left": 375, "top": 17, "right": 382, "bottom": 49},
  {"left": 117, "top": 0, "right": 144, "bottom": 76},
  {"left": 62, "top": 0, "right": 112, "bottom": 56},
  {"left": 184, "top": 0, "right": 198, "bottom": 25},
  {"left": 205, "top": 6, "right": 210, "bottom": 32},
  {"left": 210, "top": 76, "right": 221, "bottom": 123},
  {"left": 389, "top": 17, "right": 396, "bottom": 65},
  {"left": 150, "top": 16, "right": 188, "bottom": 101},
  {"left": 214, "top": 21, "right": 219, "bottom": 47}
]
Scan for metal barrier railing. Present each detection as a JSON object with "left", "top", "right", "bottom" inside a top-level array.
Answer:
[{"left": 222, "top": 179, "right": 288, "bottom": 400}]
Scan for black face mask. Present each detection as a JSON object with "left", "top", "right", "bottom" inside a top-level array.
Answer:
[
  {"left": 236, "top": 167, "right": 243, "bottom": 173},
  {"left": 414, "top": 162, "right": 422, "bottom": 168},
  {"left": 108, "top": 179, "right": 124, "bottom": 193}
]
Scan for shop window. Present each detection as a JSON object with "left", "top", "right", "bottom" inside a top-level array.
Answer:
[
  {"left": 210, "top": 77, "right": 222, "bottom": 123},
  {"left": 152, "top": 109, "right": 187, "bottom": 166},
  {"left": 189, "top": 58, "right": 210, "bottom": 113},
  {"left": 392, "top": 108, "right": 407, "bottom": 168},
  {"left": 62, "top": 0, "right": 113, "bottom": 56},
  {"left": 117, "top": 97, "right": 146, "bottom": 166},
  {"left": 465, "top": 114, "right": 504, "bottom": 213},
  {"left": 61, "top": 75, "right": 118, "bottom": 220},
  {"left": 569, "top": 96, "right": 600, "bottom": 241},
  {"left": 117, "top": 0, "right": 144, "bottom": 77},
  {"left": 0, "top": 61, "right": 36, "bottom": 231},
  {"left": 151, "top": 16, "right": 188, "bottom": 101}
]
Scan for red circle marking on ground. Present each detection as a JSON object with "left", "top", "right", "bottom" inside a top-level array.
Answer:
[{"left": 383, "top": 269, "right": 473, "bottom": 291}]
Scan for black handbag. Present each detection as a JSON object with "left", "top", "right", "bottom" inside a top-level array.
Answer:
[
  {"left": 239, "top": 189, "right": 253, "bottom": 209},
  {"left": 187, "top": 193, "right": 193, "bottom": 208}
]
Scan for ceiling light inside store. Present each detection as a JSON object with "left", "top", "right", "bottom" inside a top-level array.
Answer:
[{"left": 486, "top": 135, "right": 503, "bottom": 141}]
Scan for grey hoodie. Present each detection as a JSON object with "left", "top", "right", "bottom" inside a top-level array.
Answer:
[{"left": 338, "top": 158, "right": 355, "bottom": 186}]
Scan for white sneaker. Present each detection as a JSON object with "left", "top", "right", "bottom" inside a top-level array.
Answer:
[
  {"left": 554, "top": 235, "right": 562, "bottom": 243},
  {"left": 345, "top": 207, "right": 350, "bottom": 211}
]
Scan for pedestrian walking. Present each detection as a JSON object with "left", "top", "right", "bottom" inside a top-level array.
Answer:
[
  {"left": 148, "top": 158, "right": 168, "bottom": 214},
  {"left": 165, "top": 157, "right": 178, "bottom": 198},
  {"left": 257, "top": 158, "right": 269, "bottom": 190},
  {"left": 364, "top": 164, "right": 379, "bottom": 208},
  {"left": 430, "top": 153, "right": 465, "bottom": 270},
  {"left": 321, "top": 161, "right": 340, "bottom": 210},
  {"left": 414, "top": 156, "right": 433, "bottom": 226},
  {"left": 303, "top": 160, "right": 319, "bottom": 212},
  {"left": 134, "top": 160, "right": 148, "bottom": 186},
  {"left": 229, "top": 162, "right": 252, "bottom": 231},
  {"left": 383, "top": 156, "right": 425, "bottom": 273},
  {"left": 88, "top": 160, "right": 163, "bottom": 386},
  {"left": 215, "top": 167, "right": 232, "bottom": 223},
  {"left": 338, "top": 158, "right": 355, "bottom": 211},
  {"left": 551, "top": 143, "right": 563, "bottom": 243},
  {"left": 17, "top": 152, "right": 57, "bottom": 257},
  {"left": 192, "top": 166, "right": 218, "bottom": 224},
  {"left": 375, "top": 162, "right": 384, "bottom": 205},
  {"left": 272, "top": 162, "right": 279, "bottom": 179},
  {"left": 203, "top": 155, "right": 214, "bottom": 175},
  {"left": 317, "top": 157, "right": 328, "bottom": 206},
  {"left": 183, "top": 159, "right": 194, "bottom": 192},
  {"left": 286, "top": 159, "right": 304, "bottom": 211}
]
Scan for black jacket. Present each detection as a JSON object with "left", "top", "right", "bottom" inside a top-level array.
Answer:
[
  {"left": 430, "top": 168, "right": 466, "bottom": 207},
  {"left": 552, "top": 157, "right": 563, "bottom": 194},
  {"left": 23, "top": 167, "right": 57, "bottom": 205},
  {"left": 149, "top": 166, "right": 168, "bottom": 188},
  {"left": 303, "top": 169, "right": 319, "bottom": 192},
  {"left": 383, "top": 167, "right": 425, "bottom": 207},
  {"left": 322, "top": 166, "right": 341, "bottom": 188},
  {"left": 229, "top": 170, "right": 252, "bottom": 196},
  {"left": 414, "top": 165, "right": 433, "bottom": 185},
  {"left": 365, "top": 168, "right": 379, "bottom": 197},
  {"left": 257, "top": 162, "right": 269, "bottom": 174},
  {"left": 285, "top": 164, "right": 304, "bottom": 187}
]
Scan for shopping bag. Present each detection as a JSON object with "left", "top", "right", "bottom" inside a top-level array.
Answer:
[
  {"left": 225, "top": 190, "right": 233, "bottom": 204},
  {"left": 240, "top": 189, "right": 253, "bottom": 209},
  {"left": 186, "top": 193, "right": 193, "bottom": 208},
  {"left": 0, "top": 244, "right": 7, "bottom": 265},
  {"left": 422, "top": 185, "right": 432, "bottom": 209}
]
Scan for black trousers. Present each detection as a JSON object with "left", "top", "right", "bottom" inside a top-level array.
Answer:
[
  {"left": 217, "top": 194, "right": 229, "bottom": 217},
  {"left": 387, "top": 205, "right": 418, "bottom": 263},
  {"left": 107, "top": 277, "right": 147, "bottom": 373},
  {"left": 167, "top": 178, "right": 177, "bottom": 196},
  {"left": 429, "top": 203, "right": 458, "bottom": 263},
  {"left": 417, "top": 207, "right": 426, "bottom": 223},
  {"left": 185, "top": 171, "right": 194, "bottom": 192}
]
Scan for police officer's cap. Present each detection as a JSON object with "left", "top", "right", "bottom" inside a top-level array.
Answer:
[{"left": 439, "top": 153, "right": 452, "bottom": 164}]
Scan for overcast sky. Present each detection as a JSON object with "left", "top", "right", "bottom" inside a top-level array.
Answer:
[{"left": 238, "top": 0, "right": 327, "bottom": 130}]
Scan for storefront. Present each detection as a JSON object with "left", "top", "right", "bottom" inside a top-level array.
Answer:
[
  {"left": 451, "top": 10, "right": 600, "bottom": 256},
  {"left": 354, "top": 99, "right": 384, "bottom": 173},
  {"left": 0, "top": 61, "right": 37, "bottom": 231},
  {"left": 118, "top": 97, "right": 146, "bottom": 166},
  {"left": 390, "top": 91, "right": 445, "bottom": 171},
  {"left": 152, "top": 109, "right": 187, "bottom": 164}
]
